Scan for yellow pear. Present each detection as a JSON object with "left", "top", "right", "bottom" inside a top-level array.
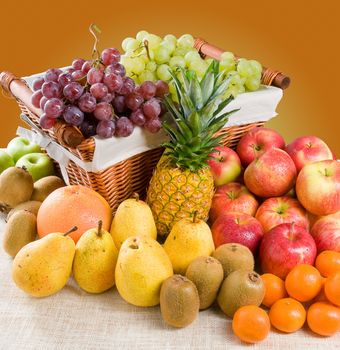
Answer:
[
  {"left": 12, "top": 227, "right": 77, "bottom": 297},
  {"left": 115, "top": 236, "right": 173, "bottom": 307},
  {"left": 110, "top": 194, "right": 157, "bottom": 249},
  {"left": 73, "top": 221, "right": 118, "bottom": 293},
  {"left": 163, "top": 213, "right": 215, "bottom": 274}
]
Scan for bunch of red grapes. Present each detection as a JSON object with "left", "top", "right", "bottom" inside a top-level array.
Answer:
[{"left": 30, "top": 47, "right": 169, "bottom": 138}]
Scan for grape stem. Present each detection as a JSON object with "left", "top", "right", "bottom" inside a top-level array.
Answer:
[
  {"left": 89, "top": 23, "right": 102, "bottom": 60},
  {"left": 143, "top": 40, "right": 151, "bottom": 61}
]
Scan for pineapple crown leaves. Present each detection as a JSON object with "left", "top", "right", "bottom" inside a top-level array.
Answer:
[{"left": 162, "top": 60, "right": 239, "bottom": 172}]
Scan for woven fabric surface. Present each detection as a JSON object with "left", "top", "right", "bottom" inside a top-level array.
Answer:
[{"left": 0, "top": 219, "right": 339, "bottom": 350}]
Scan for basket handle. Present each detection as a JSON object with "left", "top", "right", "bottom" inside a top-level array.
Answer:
[
  {"left": 0, "top": 71, "right": 84, "bottom": 148},
  {"left": 194, "top": 38, "right": 290, "bottom": 90}
]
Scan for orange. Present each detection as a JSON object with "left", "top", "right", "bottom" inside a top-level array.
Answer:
[
  {"left": 324, "top": 272, "right": 340, "bottom": 306},
  {"left": 232, "top": 305, "right": 270, "bottom": 344},
  {"left": 307, "top": 302, "right": 340, "bottom": 336},
  {"left": 315, "top": 250, "right": 340, "bottom": 277},
  {"left": 269, "top": 298, "right": 306, "bottom": 333},
  {"left": 37, "top": 185, "right": 112, "bottom": 243},
  {"left": 261, "top": 273, "right": 288, "bottom": 308},
  {"left": 285, "top": 264, "right": 322, "bottom": 302}
]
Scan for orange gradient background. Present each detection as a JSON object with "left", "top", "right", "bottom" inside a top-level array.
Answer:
[{"left": 0, "top": 1, "right": 339, "bottom": 154}]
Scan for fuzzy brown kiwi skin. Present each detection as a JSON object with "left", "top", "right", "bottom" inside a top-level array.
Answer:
[
  {"left": 0, "top": 167, "right": 34, "bottom": 210},
  {"left": 185, "top": 256, "right": 224, "bottom": 310},
  {"left": 160, "top": 274, "right": 200, "bottom": 328},
  {"left": 3, "top": 210, "right": 37, "bottom": 258},
  {"left": 212, "top": 243, "right": 254, "bottom": 278},
  {"left": 217, "top": 270, "right": 265, "bottom": 318},
  {"left": 31, "top": 176, "right": 65, "bottom": 202},
  {"left": 7, "top": 201, "right": 41, "bottom": 220}
]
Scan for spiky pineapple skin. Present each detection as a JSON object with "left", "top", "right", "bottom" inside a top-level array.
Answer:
[{"left": 146, "top": 156, "right": 214, "bottom": 236}]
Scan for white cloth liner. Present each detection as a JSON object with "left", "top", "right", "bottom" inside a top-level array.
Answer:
[{"left": 20, "top": 72, "right": 283, "bottom": 182}]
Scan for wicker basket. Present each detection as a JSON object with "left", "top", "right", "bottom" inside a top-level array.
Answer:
[{"left": 0, "top": 38, "right": 290, "bottom": 213}]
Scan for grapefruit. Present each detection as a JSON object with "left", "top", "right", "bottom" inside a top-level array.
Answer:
[{"left": 37, "top": 185, "right": 112, "bottom": 243}]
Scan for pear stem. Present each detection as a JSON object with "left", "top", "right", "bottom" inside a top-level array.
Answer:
[
  {"left": 97, "top": 220, "right": 103, "bottom": 237},
  {"left": 132, "top": 192, "right": 139, "bottom": 201},
  {"left": 192, "top": 211, "right": 198, "bottom": 223},
  {"left": 63, "top": 226, "right": 78, "bottom": 236}
]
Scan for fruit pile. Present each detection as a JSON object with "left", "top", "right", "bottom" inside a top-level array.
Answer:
[
  {"left": 31, "top": 26, "right": 170, "bottom": 138},
  {"left": 121, "top": 31, "right": 263, "bottom": 101},
  {"left": 1, "top": 46, "right": 339, "bottom": 346}
]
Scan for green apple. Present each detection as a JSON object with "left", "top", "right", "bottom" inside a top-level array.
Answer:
[
  {"left": 7, "top": 137, "right": 42, "bottom": 162},
  {"left": 0, "top": 150, "right": 14, "bottom": 174},
  {"left": 16, "top": 153, "right": 54, "bottom": 181}
]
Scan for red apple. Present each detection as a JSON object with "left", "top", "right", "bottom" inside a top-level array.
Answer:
[
  {"left": 259, "top": 223, "right": 317, "bottom": 279},
  {"left": 244, "top": 148, "right": 297, "bottom": 198},
  {"left": 296, "top": 160, "right": 340, "bottom": 216},
  {"left": 236, "top": 127, "right": 285, "bottom": 166},
  {"left": 311, "top": 212, "right": 340, "bottom": 252},
  {"left": 255, "top": 196, "right": 309, "bottom": 233},
  {"left": 211, "top": 212, "right": 264, "bottom": 254},
  {"left": 285, "top": 135, "right": 333, "bottom": 173},
  {"left": 207, "top": 146, "right": 242, "bottom": 186},
  {"left": 210, "top": 182, "right": 259, "bottom": 223}
]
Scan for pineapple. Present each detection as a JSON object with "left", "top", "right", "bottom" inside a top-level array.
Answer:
[{"left": 147, "top": 61, "right": 237, "bottom": 236}]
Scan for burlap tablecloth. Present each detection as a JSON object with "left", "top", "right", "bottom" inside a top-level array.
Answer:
[{"left": 0, "top": 218, "right": 339, "bottom": 350}]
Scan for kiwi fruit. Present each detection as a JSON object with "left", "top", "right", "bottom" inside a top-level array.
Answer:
[
  {"left": 7, "top": 201, "right": 41, "bottom": 220},
  {"left": 217, "top": 270, "right": 265, "bottom": 318},
  {"left": 31, "top": 176, "right": 65, "bottom": 202},
  {"left": 0, "top": 167, "right": 34, "bottom": 210},
  {"left": 160, "top": 274, "right": 200, "bottom": 328},
  {"left": 3, "top": 210, "right": 37, "bottom": 258},
  {"left": 185, "top": 256, "right": 224, "bottom": 310},
  {"left": 212, "top": 243, "right": 254, "bottom": 278}
]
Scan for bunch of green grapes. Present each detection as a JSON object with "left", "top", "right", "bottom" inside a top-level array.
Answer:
[
  {"left": 218, "top": 52, "right": 263, "bottom": 99},
  {"left": 121, "top": 31, "right": 263, "bottom": 101},
  {"left": 121, "top": 31, "right": 209, "bottom": 101}
]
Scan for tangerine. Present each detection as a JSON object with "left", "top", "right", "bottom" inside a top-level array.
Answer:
[
  {"left": 307, "top": 301, "right": 340, "bottom": 336},
  {"left": 324, "top": 272, "right": 340, "bottom": 307},
  {"left": 315, "top": 250, "right": 340, "bottom": 277},
  {"left": 285, "top": 264, "right": 322, "bottom": 302},
  {"left": 261, "top": 273, "right": 288, "bottom": 308},
  {"left": 232, "top": 305, "right": 270, "bottom": 343},
  {"left": 37, "top": 185, "right": 112, "bottom": 243},
  {"left": 269, "top": 298, "right": 306, "bottom": 333}
]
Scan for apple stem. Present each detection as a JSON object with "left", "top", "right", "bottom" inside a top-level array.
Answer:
[
  {"left": 132, "top": 192, "right": 139, "bottom": 201},
  {"left": 227, "top": 191, "right": 235, "bottom": 200},
  {"left": 63, "top": 226, "right": 78, "bottom": 236},
  {"left": 192, "top": 211, "right": 198, "bottom": 223},
  {"left": 97, "top": 220, "right": 103, "bottom": 237}
]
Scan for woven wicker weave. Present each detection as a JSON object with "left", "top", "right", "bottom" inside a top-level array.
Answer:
[{"left": 0, "top": 38, "right": 289, "bottom": 213}]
